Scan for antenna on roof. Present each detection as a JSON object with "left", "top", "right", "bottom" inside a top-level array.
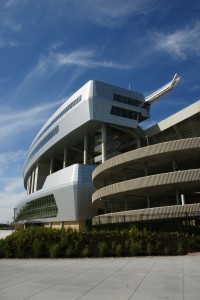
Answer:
[{"left": 145, "top": 74, "right": 181, "bottom": 104}]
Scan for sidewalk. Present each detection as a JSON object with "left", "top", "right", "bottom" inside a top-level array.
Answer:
[
  {"left": 0, "top": 256, "right": 199, "bottom": 300},
  {"left": 0, "top": 230, "right": 13, "bottom": 239}
]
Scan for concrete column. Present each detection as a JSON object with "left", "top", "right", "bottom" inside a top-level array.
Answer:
[
  {"left": 31, "top": 168, "right": 35, "bottom": 194},
  {"left": 144, "top": 163, "right": 148, "bottom": 176},
  {"left": 28, "top": 176, "right": 30, "bottom": 195},
  {"left": 63, "top": 147, "right": 68, "bottom": 168},
  {"left": 136, "top": 137, "right": 141, "bottom": 149},
  {"left": 104, "top": 202, "right": 107, "bottom": 213},
  {"left": 50, "top": 157, "right": 54, "bottom": 174},
  {"left": 34, "top": 164, "right": 38, "bottom": 192},
  {"left": 147, "top": 192, "right": 150, "bottom": 208},
  {"left": 172, "top": 159, "right": 177, "bottom": 171},
  {"left": 176, "top": 188, "right": 180, "bottom": 205},
  {"left": 27, "top": 176, "right": 30, "bottom": 195},
  {"left": 181, "top": 194, "right": 185, "bottom": 205},
  {"left": 110, "top": 174, "right": 113, "bottom": 185},
  {"left": 83, "top": 133, "right": 88, "bottom": 164},
  {"left": 145, "top": 135, "right": 149, "bottom": 146},
  {"left": 29, "top": 175, "right": 32, "bottom": 194},
  {"left": 29, "top": 174, "right": 32, "bottom": 194},
  {"left": 102, "top": 124, "right": 106, "bottom": 163},
  {"left": 110, "top": 199, "right": 113, "bottom": 213},
  {"left": 124, "top": 196, "right": 128, "bottom": 210},
  {"left": 124, "top": 169, "right": 127, "bottom": 181}
]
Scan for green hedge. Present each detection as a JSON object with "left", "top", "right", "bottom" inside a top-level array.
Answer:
[{"left": 0, "top": 226, "right": 198, "bottom": 258}]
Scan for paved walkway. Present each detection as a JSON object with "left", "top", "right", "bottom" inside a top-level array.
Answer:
[
  {"left": 0, "top": 256, "right": 199, "bottom": 300},
  {"left": 0, "top": 230, "right": 13, "bottom": 239}
]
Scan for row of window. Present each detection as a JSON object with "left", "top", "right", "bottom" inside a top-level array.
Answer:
[
  {"left": 30, "top": 95, "right": 82, "bottom": 151},
  {"left": 25, "top": 125, "right": 59, "bottom": 167},
  {"left": 113, "top": 93, "right": 150, "bottom": 114},
  {"left": 113, "top": 93, "right": 142, "bottom": 107},
  {"left": 16, "top": 194, "right": 58, "bottom": 221},
  {"left": 110, "top": 106, "right": 138, "bottom": 120}
]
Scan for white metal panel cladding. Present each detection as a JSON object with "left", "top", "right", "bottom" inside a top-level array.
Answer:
[
  {"left": 16, "top": 164, "right": 96, "bottom": 222},
  {"left": 17, "top": 79, "right": 151, "bottom": 226},
  {"left": 24, "top": 80, "right": 147, "bottom": 178}
]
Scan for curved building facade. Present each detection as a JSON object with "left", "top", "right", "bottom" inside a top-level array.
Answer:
[
  {"left": 15, "top": 80, "right": 150, "bottom": 229},
  {"left": 92, "top": 100, "right": 200, "bottom": 229}
]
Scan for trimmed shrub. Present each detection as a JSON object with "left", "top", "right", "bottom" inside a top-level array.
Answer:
[
  {"left": 125, "top": 240, "right": 130, "bottom": 250},
  {"left": 49, "top": 243, "right": 60, "bottom": 258},
  {"left": 146, "top": 242, "right": 153, "bottom": 256},
  {"left": 32, "top": 239, "right": 42, "bottom": 258},
  {"left": 130, "top": 240, "right": 142, "bottom": 256},
  {"left": 98, "top": 241, "right": 108, "bottom": 257},
  {"left": 177, "top": 240, "right": 184, "bottom": 255},
  {"left": 163, "top": 246, "right": 169, "bottom": 256},
  {"left": 82, "top": 246, "right": 89, "bottom": 257},
  {"left": 0, "top": 239, "right": 5, "bottom": 258},
  {"left": 0, "top": 226, "right": 198, "bottom": 258},
  {"left": 187, "top": 235, "right": 200, "bottom": 252},
  {"left": 111, "top": 241, "right": 116, "bottom": 252},
  {"left": 156, "top": 240, "right": 161, "bottom": 255},
  {"left": 66, "top": 245, "right": 73, "bottom": 257},
  {"left": 115, "top": 244, "right": 122, "bottom": 256},
  {"left": 129, "top": 226, "right": 139, "bottom": 237},
  {"left": 74, "top": 240, "right": 80, "bottom": 252}
]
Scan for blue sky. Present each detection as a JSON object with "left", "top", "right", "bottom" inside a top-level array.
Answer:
[{"left": 0, "top": 0, "right": 200, "bottom": 223}]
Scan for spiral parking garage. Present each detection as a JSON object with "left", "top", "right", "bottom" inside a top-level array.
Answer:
[{"left": 92, "top": 100, "right": 200, "bottom": 230}]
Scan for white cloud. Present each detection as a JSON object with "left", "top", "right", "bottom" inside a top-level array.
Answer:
[
  {"left": 47, "top": 41, "right": 63, "bottom": 51},
  {"left": 190, "top": 84, "right": 200, "bottom": 92},
  {"left": 4, "top": 0, "right": 28, "bottom": 8},
  {"left": 2, "top": 17, "right": 22, "bottom": 32},
  {"left": 152, "top": 21, "right": 200, "bottom": 60},
  {"left": 0, "top": 151, "right": 26, "bottom": 176},
  {"left": 0, "top": 177, "right": 26, "bottom": 222},
  {"left": 1, "top": 46, "right": 129, "bottom": 148},
  {"left": 0, "top": 77, "right": 9, "bottom": 83},
  {"left": 75, "top": 0, "right": 155, "bottom": 28},
  {"left": 0, "top": 0, "right": 27, "bottom": 50},
  {"left": 0, "top": 39, "right": 23, "bottom": 48},
  {"left": 57, "top": 49, "right": 130, "bottom": 69},
  {"left": 0, "top": 5, "right": 22, "bottom": 33},
  {"left": 0, "top": 100, "right": 63, "bottom": 146},
  {"left": 11, "top": 48, "right": 130, "bottom": 105}
]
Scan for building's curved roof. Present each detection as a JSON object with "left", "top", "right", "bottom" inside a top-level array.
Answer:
[{"left": 145, "top": 99, "right": 200, "bottom": 139}]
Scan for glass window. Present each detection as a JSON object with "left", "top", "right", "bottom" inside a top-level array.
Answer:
[
  {"left": 122, "top": 109, "right": 127, "bottom": 118},
  {"left": 116, "top": 107, "right": 121, "bottom": 116},
  {"left": 29, "top": 95, "right": 82, "bottom": 151},
  {"left": 113, "top": 93, "right": 140, "bottom": 108},
  {"left": 114, "top": 94, "right": 121, "bottom": 102},
  {"left": 128, "top": 111, "right": 133, "bottom": 119},
  {"left": 15, "top": 194, "right": 58, "bottom": 221}
]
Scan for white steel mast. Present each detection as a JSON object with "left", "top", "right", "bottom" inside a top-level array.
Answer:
[{"left": 145, "top": 74, "right": 181, "bottom": 104}]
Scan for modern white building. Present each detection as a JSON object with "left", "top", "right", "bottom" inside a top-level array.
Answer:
[
  {"left": 15, "top": 79, "right": 153, "bottom": 229},
  {"left": 15, "top": 74, "right": 199, "bottom": 232}
]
